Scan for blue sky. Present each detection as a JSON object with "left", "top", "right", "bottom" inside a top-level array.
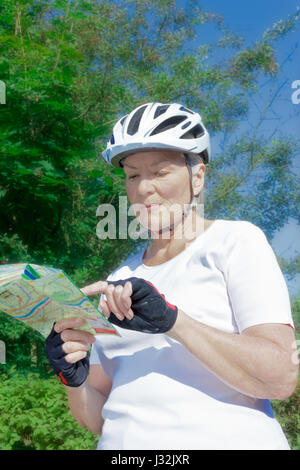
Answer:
[{"left": 178, "top": 0, "right": 300, "bottom": 296}]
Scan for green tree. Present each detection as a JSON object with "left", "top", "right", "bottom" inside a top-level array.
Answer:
[{"left": 0, "top": 0, "right": 299, "bottom": 280}]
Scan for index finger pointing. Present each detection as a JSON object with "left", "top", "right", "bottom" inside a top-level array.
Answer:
[
  {"left": 80, "top": 281, "right": 108, "bottom": 297},
  {"left": 54, "top": 317, "right": 84, "bottom": 333}
]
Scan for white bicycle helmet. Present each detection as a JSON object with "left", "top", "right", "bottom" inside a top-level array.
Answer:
[{"left": 101, "top": 102, "right": 210, "bottom": 168}]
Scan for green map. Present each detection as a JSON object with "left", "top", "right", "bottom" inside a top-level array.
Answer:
[{"left": 0, "top": 264, "right": 120, "bottom": 338}]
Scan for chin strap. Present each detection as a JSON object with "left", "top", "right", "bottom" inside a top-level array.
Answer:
[{"left": 150, "top": 196, "right": 199, "bottom": 235}]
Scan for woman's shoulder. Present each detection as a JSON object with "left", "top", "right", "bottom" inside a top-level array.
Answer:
[
  {"left": 202, "top": 219, "right": 269, "bottom": 256},
  {"left": 214, "top": 219, "right": 267, "bottom": 240},
  {"left": 202, "top": 219, "right": 272, "bottom": 275},
  {"left": 208, "top": 220, "right": 271, "bottom": 266}
]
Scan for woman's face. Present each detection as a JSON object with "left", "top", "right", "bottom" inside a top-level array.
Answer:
[{"left": 123, "top": 151, "right": 198, "bottom": 233}]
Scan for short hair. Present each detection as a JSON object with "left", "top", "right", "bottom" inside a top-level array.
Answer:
[
  {"left": 184, "top": 153, "right": 204, "bottom": 176},
  {"left": 183, "top": 153, "right": 205, "bottom": 206}
]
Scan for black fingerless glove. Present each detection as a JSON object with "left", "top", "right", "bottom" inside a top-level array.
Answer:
[
  {"left": 107, "top": 277, "right": 178, "bottom": 334},
  {"left": 45, "top": 324, "right": 89, "bottom": 387}
]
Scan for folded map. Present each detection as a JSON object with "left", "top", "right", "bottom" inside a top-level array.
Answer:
[{"left": 0, "top": 263, "right": 120, "bottom": 338}]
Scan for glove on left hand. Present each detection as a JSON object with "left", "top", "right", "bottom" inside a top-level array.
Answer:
[
  {"left": 106, "top": 277, "right": 178, "bottom": 334},
  {"left": 45, "top": 324, "right": 89, "bottom": 387}
]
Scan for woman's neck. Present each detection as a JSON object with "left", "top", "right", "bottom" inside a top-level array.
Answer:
[{"left": 143, "top": 214, "right": 214, "bottom": 265}]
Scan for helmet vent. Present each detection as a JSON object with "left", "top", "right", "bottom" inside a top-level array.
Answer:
[
  {"left": 154, "top": 104, "right": 170, "bottom": 119},
  {"left": 181, "top": 124, "right": 205, "bottom": 139},
  {"left": 127, "top": 105, "right": 148, "bottom": 135},
  {"left": 120, "top": 115, "right": 128, "bottom": 126},
  {"left": 179, "top": 106, "right": 194, "bottom": 114},
  {"left": 150, "top": 116, "right": 187, "bottom": 136},
  {"left": 181, "top": 121, "right": 191, "bottom": 130}
]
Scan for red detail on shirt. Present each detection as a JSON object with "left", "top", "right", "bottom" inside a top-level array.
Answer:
[
  {"left": 144, "top": 280, "right": 177, "bottom": 311},
  {"left": 59, "top": 371, "right": 68, "bottom": 385}
]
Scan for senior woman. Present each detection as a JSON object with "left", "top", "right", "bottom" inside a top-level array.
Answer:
[{"left": 45, "top": 103, "right": 298, "bottom": 450}]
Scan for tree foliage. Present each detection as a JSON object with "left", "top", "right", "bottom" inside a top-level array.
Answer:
[{"left": 0, "top": 0, "right": 299, "bottom": 280}]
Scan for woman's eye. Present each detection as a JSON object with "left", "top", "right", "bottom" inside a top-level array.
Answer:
[{"left": 127, "top": 171, "right": 167, "bottom": 180}]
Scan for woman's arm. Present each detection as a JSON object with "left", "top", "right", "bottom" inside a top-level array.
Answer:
[
  {"left": 167, "top": 310, "right": 299, "bottom": 399},
  {"left": 46, "top": 317, "right": 112, "bottom": 435},
  {"left": 81, "top": 279, "right": 299, "bottom": 400},
  {"left": 166, "top": 225, "right": 299, "bottom": 400},
  {"left": 65, "top": 364, "right": 112, "bottom": 435},
  {"left": 65, "top": 379, "right": 107, "bottom": 435}
]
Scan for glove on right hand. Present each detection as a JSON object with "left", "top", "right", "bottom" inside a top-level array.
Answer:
[
  {"left": 45, "top": 323, "right": 89, "bottom": 387},
  {"left": 106, "top": 277, "right": 178, "bottom": 334}
]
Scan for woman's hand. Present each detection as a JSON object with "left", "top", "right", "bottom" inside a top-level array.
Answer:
[
  {"left": 45, "top": 317, "right": 96, "bottom": 387},
  {"left": 82, "top": 280, "right": 134, "bottom": 321},
  {"left": 54, "top": 317, "right": 96, "bottom": 361},
  {"left": 81, "top": 277, "right": 178, "bottom": 334}
]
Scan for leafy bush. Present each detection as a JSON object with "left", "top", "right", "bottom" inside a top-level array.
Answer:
[
  {"left": 0, "top": 233, "right": 33, "bottom": 265},
  {"left": 0, "top": 311, "right": 49, "bottom": 374},
  {"left": 0, "top": 369, "right": 98, "bottom": 450},
  {"left": 272, "top": 389, "right": 300, "bottom": 450},
  {"left": 271, "top": 295, "right": 300, "bottom": 450},
  {"left": 291, "top": 296, "right": 300, "bottom": 339}
]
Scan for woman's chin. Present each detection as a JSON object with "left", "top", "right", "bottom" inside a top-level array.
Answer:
[{"left": 138, "top": 215, "right": 183, "bottom": 235}]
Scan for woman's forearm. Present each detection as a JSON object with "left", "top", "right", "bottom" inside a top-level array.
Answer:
[
  {"left": 168, "top": 309, "right": 296, "bottom": 399},
  {"left": 65, "top": 379, "right": 107, "bottom": 434}
]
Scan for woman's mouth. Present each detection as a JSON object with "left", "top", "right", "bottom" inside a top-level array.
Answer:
[{"left": 145, "top": 204, "right": 161, "bottom": 211}]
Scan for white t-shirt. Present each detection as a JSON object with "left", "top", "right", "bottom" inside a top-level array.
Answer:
[{"left": 90, "top": 219, "right": 294, "bottom": 450}]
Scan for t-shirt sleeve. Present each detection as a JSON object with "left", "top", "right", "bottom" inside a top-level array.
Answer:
[
  {"left": 224, "top": 222, "right": 294, "bottom": 332},
  {"left": 90, "top": 338, "right": 102, "bottom": 365}
]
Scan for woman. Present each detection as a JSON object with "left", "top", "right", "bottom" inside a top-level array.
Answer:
[{"left": 45, "top": 102, "right": 298, "bottom": 450}]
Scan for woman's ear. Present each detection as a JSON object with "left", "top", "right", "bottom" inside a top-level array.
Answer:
[{"left": 193, "top": 164, "right": 205, "bottom": 196}]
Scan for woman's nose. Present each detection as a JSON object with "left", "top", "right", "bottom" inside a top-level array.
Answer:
[{"left": 137, "top": 177, "right": 156, "bottom": 196}]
